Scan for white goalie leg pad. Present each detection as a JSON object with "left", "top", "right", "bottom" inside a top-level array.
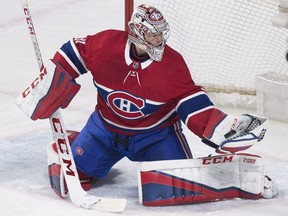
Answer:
[
  {"left": 137, "top": 154, "right": 268, "bottom": 206},
  {"left": 47, "top": 142, "right": 68, "bottom": 198}
]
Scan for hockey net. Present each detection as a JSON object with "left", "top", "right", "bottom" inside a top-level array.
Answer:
[{"left": 125, "top": 0, "right": 288, "bottom": 107}]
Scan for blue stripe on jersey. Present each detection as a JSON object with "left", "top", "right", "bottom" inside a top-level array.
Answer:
[
  {"left": 98, "top": 109, "right": 178, "bottom": 134},
  {"left": 60, "top": 41, "right": 87, "bottom": 75},
  {"left": 176, "top": 92, "right": 213, "bottom": 122},
  {"left": 94, "top": 81, "right": 162, "bottom": 117}
]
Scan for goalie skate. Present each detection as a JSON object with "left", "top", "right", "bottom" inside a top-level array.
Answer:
[{"left": 262, "top": 175, "right": 278, "bottom": 199}]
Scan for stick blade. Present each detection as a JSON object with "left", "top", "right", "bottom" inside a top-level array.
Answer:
[
  {"left": 90, "top": 197, "right": 127, "bottom": 213},
  {"left": 72, "top": 194, "right": 127, "bottom": 213}
]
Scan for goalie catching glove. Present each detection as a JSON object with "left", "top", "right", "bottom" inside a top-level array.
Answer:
[
  {"left": 16, "top": 60, "right": 80, "bottom": 120},
  {"left": 203, "top": 109, "right": 268, "bottom": 154}
]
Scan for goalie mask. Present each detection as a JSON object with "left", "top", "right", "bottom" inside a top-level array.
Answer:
[{"left": 128, "top": 4, "right": 170, "bottom": 62}]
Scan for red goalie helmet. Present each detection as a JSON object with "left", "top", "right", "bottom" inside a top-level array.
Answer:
[{"left": 128, "top": 4, "right": 170, "bottom": 62}]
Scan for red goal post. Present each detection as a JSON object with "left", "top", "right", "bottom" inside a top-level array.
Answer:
[
  {"left": 124, "top": 0, "right": 288, "bottom": 108},
  {"left": 125, "top": 0, "right": 134, "bottom": 32}
]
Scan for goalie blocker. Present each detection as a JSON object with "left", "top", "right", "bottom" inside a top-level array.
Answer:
[
  {"left": 137, "top": 154, "right": 278, "bottom": 206},
  {"left": 15, "top": 60, "right": 80, "bottom": 120}
]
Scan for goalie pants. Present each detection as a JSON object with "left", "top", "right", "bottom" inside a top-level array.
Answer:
[{"left": 71, "top": 111, "right": 192, "bottom": 179}]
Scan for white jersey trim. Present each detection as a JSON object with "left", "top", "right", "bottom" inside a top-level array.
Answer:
[
  {"left": 94, "top": 80, "right": 165, "bottom": 106},
  {"left": 176, "top": 91, "right": 207, "bottom": 110},
  {"left": 99, "top": 108, "right": 176, "bottom": 131},
  {"left": 185, "top": 106, "right": 214, "bottom": 125},
  {"left": 58, "top": 49, "right": 81, "bottom": 76},
  {"left": 124, "top": 40, "right": 153, "bottom": 69},
  {"left": 70, "top": 39, "right": 89, "bottom": 72}
]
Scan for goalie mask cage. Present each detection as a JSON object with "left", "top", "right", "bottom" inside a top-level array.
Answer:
[{"left": 125, "top": 0, "right": 288, "bottom": 107}]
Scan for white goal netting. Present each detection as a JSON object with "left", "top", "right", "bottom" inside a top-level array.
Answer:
[{"left": 132, "top": 0, "right": 288, "bottom": 103}]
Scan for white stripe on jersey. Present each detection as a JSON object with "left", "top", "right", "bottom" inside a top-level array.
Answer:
[
  {"left": 58, "top": 49, "right": 82, "bottom": 76},
  {"left": 70, "top": 39, "right": 89, "bottom": 72},
  {"left": 176, "top": 91, "right": 208, "bottom": 110},
  {"left": 94, "top": 80, "right": 165, "bottom": 106},
  {"left": 185, "top": 106, "right": 214, "bottom": 125},
  {"left": 98, "top": 108, "right": 176, "bottom": 131},
  {"left": 124, "top": 40, "right": 153, "bottom": 69}
]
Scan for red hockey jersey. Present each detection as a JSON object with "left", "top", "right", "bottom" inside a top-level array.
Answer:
[{"left": 53, "top": 30, "right": 216, "bottom": 136}]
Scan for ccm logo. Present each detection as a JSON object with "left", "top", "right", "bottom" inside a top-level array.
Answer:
[
  {"left": 22, "top": 68, "right": 47, "bottom": 98},
  {"left": 51, "top": 117, "right": 75, "bottom": 177},
  {"left": 23, "top": 8, "right": 35, "bottom": 35},
  {"left": 243, "top": 158, "right": 256, "bottom": 164},
  {"left": 202, "top": 156, "right": 233, "bottom": 165}
]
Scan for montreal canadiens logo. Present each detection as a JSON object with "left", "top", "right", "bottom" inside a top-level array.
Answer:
[
  {"left": 75, "top": 147, "right": 84, "bottom": 156},
  {"left": 147, "top": 10, "right": 164, "bottom": 24},
  {"left": 107, "top": 91, "right": 145, "bottom": 119}
]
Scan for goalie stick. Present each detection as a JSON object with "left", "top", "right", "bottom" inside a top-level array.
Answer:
[{"left": 20, "top": 0, "right": 127, "bottom": 212}]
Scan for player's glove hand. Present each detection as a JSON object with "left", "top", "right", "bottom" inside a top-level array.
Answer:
[
  {"left": 16, "top": 60, "right": 80, "bottom": 120},
  {"left": 203, "top": 110, "right": 268, "bottom": 154}
]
